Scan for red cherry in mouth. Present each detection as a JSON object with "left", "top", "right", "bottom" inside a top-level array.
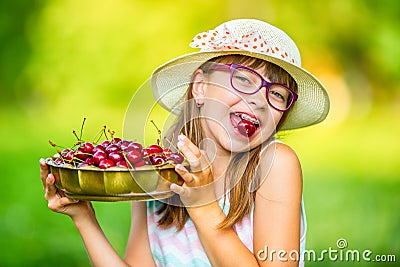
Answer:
[{"left": 237, "top": 119, "right": 257, "bottom": 137}]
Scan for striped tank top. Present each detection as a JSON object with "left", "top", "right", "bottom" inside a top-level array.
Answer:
[{"left": 147, "top": 141, "right": 307, "bottom": 267}]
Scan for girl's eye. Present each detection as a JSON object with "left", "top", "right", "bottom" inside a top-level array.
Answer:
[
  {"left": 268, "top": 90, "right": 287, "bottom": 102},
  {"left": 233, "top": 74, "right": 252, "bottom": 85}
]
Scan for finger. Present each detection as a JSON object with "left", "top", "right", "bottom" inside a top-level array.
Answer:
[
  {"left": 44, "top": 174, "right": 57, "bottom": 200},
  {"left": 177, "top": 135, "right": 209, "bottom": 171},
  {"left": 170, "top": 183, "right": 186, "bottom": 196},
  {"left": 58, "top": 196, "right": 79, "bottom": 206},
  {"left": 175, "top": 164, "right": 194, "bottom": 184},
  {"left": 39, "top": 158, "right": 50, "bottom": 186},
  {"left": 178, "top": 135, "right": 202, "bottom": 158},
  {"left": 177, "top": 141, "right": 200, "bottom": 167}
]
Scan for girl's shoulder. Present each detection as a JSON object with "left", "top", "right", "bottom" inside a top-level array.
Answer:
[
  {"left": 259, "top": 139, "right": 300, "bottom": 164},
  {"left": 256, "top": 139, "right": 302, "bottom": 198}
]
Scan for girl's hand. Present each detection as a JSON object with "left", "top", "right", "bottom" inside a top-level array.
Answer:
[
  {"left": 170, "top": 135, "right": 217, "bottom": 207},
  {"left": 39, "top": 158, "right": 95, "bottom": 221}
]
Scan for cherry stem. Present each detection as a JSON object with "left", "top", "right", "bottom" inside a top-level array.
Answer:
[
  {"left": 79, "top": 117, "right": 86, "bottom": 140},
  {"left": 72, "top": 130, "right": 80, "bottom": 141},
  {"left": 103, "top": 126, "right": 109, "bottom": 140},
  {"left": 150, "top": 120, "right": 162, "bottom": 146},
  {"left": 163, "top": 136, "right": 183, "bottom": 156},
  {"left": 48, "top": 140, "right": 67, "bottom": 150},
  {"left": 108, "top": 129, "right": 115, "bottom": 139},
  {"left": 93, "top": 126, "right": 106, "bottom": 144}
]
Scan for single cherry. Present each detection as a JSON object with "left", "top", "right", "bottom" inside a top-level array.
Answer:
[
  {"left": 117, "top": 140, "right": 131, "bottom": 150},
  {"left": 125, "top": 142, "right": 143, "bottom": 152},
  {"left": 99, "top": 159, "right": 115, "bottom": 169},
  {"left": 149, "top": 155, "right": 166, "bottom": 165},
  {"left": 63, "top": 150, "right": 75, "bottom": 162},
  {"left": 93, "top": 151, "right": 107, "bottom": 166},
  {"left": 60, "top": 148, "right": 71, "bottom": 157},
  {"left": 133, "top": 160, "right": 146, "bottom": 168},
  {"left": 111, "top": 137, "right": 122, "bottom": 144},
  {"left": 162, "top": 148, "right": 172, "bottom": 157},
  {"left": 146, "top": 144, "right": 163, "bottom": 155},
  {"left": 101, "top": 140, "right": 110, "bottom": 148},
  {"left": 105, "top": 144, "right": 119, "bottom": 154},
  {"left": 84, "top": 157, "right": 94, "bottom": 165},
  {"left": 92, "top": 144, "right": 106, "bottom": 154},
  {"left": 77, "top": 162, "right": 88, "bottom": 168},
  {"left": 108, "top": 152, "right": 124, "bottom": 163},
  {"left": 81, "top": 142, "right": 94, "bottom": 153},
  {"left": 75, "top": 147, "right": 89, "bottom": 160},
  {"left": 167, "top": 153, "right": 184, "bottom": 164},
  {"left": 54, "top": 157, "right": 64, "bottom": 165},
  {"left": 126, "top": 150, "right": 141, "bottom": 164},
  {"left": 116, "top": 161, "right": 128, "bottom": 168}
]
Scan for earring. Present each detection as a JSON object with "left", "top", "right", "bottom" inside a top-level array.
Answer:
[{"left": 195, "top": 100, "right": 203, "bottom": 108}]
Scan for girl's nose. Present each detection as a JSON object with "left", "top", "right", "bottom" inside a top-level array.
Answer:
[{"left": 243, "top": 87, "right": 268, "bottom": 109}]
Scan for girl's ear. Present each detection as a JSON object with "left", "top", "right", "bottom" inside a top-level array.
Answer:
[{"left": 191, "top": 69, "right": 206, "bottom": 105}]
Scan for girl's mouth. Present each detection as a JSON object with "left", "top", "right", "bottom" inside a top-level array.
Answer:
[{"left": 230, "top": 112, "right": 260, "bottom": 138}]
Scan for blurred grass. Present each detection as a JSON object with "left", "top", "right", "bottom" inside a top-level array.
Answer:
[{"left": 0, "top": 104, "right": 399, "bottom": 267}]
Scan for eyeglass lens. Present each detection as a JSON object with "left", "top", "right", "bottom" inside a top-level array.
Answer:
[{"left": 232, "top": 67, "right": 293, "bottom": 111}]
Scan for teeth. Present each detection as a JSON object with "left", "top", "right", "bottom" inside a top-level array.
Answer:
[{"left": 234, "top": 112, "right": 260, "bottom": 126}]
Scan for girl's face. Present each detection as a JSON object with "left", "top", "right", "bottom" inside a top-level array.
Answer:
[{"left": 192, "top": 64, "right": 284, "bottom": 153}]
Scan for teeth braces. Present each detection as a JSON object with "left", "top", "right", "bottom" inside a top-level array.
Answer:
[{"left": 234, "top": 112, "right": 260, "bottom": 126}]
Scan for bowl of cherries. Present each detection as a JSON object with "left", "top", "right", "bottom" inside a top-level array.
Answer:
[{"left": 46, "top": 119, "right": 185, "bottom": 201}]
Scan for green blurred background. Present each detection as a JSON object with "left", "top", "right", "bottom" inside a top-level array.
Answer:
[{"left": 1, "top": 0, "right": 399, "bottom": 266}]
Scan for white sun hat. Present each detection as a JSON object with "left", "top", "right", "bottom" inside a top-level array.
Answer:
[{"left": 151, "top": 19, "right": 330, "bottom": 130}]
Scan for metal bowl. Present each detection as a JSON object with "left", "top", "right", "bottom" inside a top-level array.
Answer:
[{"left": 46, "top": 158, "right": 183, "bottom": 202}]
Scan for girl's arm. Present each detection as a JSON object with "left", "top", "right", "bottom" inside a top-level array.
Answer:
[
  {"left": 253, "top": 143, "right": 302, "bottom": 266},
  {"left": 40, "top": 159, "right": 154, "bottom": 267},
  {"left": 183, "top": 143, "right": 302, "bottom": 267},
  {"left": 124, "top": 202, "right": 157, "bottom": 266}
]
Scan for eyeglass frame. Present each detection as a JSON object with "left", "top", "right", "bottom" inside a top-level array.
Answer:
[{"left": 207, "top": 63, "right": 298, "bottom": 112}]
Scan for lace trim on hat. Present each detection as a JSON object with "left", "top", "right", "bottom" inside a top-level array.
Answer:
[{"left": 189, "top": 25, "right": 295, "bottom": 64}]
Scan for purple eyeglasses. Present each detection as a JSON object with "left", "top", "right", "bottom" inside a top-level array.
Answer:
[{"left": 208, "top": 63, "right": 298, "bottom": 112}]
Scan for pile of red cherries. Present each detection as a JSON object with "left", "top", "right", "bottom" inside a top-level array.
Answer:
[{"left": 49, "top": 120, "right": 184, "bottom": 169}]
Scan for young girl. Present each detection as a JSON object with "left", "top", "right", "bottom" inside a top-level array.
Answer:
[{"left": 40, "top": 19, "right": 329, "bottom": 267}]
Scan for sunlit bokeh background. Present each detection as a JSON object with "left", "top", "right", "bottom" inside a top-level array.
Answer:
[{"left": 1, "top": 0, "right": 399, "bottom": 266}]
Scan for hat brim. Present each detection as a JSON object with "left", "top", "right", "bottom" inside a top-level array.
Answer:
[{"left": 151, "top": 50, "right": 330, "bottom": 130}]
